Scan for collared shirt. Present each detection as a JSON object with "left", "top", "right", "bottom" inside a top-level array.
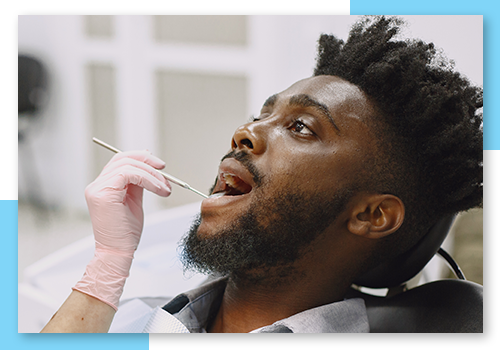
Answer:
[{"left": 162, "top": 277, "right": 369, "bottom": 333}]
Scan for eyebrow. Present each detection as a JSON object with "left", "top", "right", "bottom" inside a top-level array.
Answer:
[
  {"left": 263, "top": 94, "right": 278, "bottom": 107},
  {"left": 262, "top": 93, "right": 340, "bottom": 132}
]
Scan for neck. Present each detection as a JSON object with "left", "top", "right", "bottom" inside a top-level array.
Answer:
[
  {"left": 207, "top": 264, "right": 352, "bottom": 333},
  {"left": 206, "top": 224, "right": 368, "bottom": 333}
]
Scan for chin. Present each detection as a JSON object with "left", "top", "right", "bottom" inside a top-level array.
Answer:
[{"left": 195, "top": 212, "right": 235, "bottom": 239}]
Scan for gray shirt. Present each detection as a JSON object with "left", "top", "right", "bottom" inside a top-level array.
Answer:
[{"left": 162, "top": 277, "right": 369, "bottom": 333}]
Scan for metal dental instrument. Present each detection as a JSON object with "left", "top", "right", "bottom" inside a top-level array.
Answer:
[{"left": 92, "top": 137, "right": 209, "bottom": 198}]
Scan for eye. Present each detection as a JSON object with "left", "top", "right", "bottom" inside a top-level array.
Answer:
[{"left": 290, "top": 119, "right": 314, "bottom": 136}]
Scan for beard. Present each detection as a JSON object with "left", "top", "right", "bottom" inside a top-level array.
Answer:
[{"left": 179, "top": 152, "right": 354, "bottom": 285}]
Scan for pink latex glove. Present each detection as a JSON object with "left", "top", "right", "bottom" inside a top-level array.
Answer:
[{"left": 73, "top": 151, "right": 171, "bottom": 310}]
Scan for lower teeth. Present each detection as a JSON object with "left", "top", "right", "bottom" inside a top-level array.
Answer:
[{"left": 209, "top": 192, "right": 226, "bottom": 199}]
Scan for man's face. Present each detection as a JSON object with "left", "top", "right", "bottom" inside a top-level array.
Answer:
[{"left": 181, "top": 75, "right": 379, "bottom": 279}]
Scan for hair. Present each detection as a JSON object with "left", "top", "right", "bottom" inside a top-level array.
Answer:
[{"left": 313, "top": 16, "right": 483, "bottom": 260}]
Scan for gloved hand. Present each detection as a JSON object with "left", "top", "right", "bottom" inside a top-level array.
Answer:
[{"left": 73, "top": 151, "right": 172, "bottom": 310}]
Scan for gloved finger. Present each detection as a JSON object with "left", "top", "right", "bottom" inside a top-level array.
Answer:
[
  {"left": 99, "top": 156, "right": 171, "bottom": 189},
  {"left": 87, "top": 164, "right": 172, "bottom": 202},
  {"left": 111, "top": 166, "right": 172, "bottom": 201}
]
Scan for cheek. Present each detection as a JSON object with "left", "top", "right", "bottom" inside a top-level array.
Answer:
[
  {"left": 258, "top": 133, "right": 368, "bottom": 193},
  {"left": 258, "top": 152, "right": 337, "bottom": 194},
  {"left": 293, "top": 150, "right": 364, "bottom": 194}
]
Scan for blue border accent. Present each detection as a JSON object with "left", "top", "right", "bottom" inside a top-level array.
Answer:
[
  {"left": 351, "top": 1, "right": 497, "bottom": 150},
  {"left": 2, "top": 200, "right": 21, "bottom": 344},
  {"left": 8, "top": 4, "right": 495, "bottom": 347},
  {"left": 1, "top": 200, "right": 148, "bottom": 349}
]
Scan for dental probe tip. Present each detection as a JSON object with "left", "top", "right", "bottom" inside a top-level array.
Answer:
[{"left": 188, "top": 186, "right": 209, "bottom": 198}]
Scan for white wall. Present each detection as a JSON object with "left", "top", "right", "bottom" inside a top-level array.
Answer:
[{"left": 18, "top": 15, "right": 483, "bottom": 214}]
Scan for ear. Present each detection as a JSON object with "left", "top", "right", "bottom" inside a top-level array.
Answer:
[{"left": 347, "top": 194, "right": 405, "bottom": 239}]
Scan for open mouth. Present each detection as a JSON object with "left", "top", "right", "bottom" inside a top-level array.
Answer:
[
  {"left": 204, "top": 156, "right": 257, "bottom": 205},
  {"left": 211, "top": 172, "right": 253, "bottom": 198}
]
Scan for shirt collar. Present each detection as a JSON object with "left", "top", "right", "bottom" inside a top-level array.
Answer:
[
  {"left": 163, "top": 276, "right": 227, "bottom": 333},
  {"left": 257, "top": 298, "right": 369, "bottom": 333},
  {"left": 163, "top": 276, "right": 369, "bottom": 333}
]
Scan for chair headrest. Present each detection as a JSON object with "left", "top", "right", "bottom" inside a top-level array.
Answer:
[
  {"left": 347, "top": 279, "right": 483, "bottom": 333},
  {"left": 353, "top": 215, "right": 456, "bottom": 288}
]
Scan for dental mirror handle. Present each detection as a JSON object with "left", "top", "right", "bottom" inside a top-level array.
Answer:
[{"left": 92, "top": 137, "right": 209, "bottom": 199}]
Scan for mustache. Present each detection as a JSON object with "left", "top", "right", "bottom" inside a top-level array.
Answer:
[{"left": 220, "top": 150, "right": 263, "bottom": 187}]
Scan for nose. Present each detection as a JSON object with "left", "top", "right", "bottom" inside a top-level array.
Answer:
[{"left": 231, "top": 122, "right": 266, "bottom": 154}]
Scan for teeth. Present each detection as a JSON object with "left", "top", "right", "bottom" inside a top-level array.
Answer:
[
  {"left": 221, "top": 172, "right": 252, "bottom": 195},
  {"left": 223, "top": 173, "right": 239, "bottom": 188},
  {"left": 209, "top": 192, "right": 226, "bottom": 199}
]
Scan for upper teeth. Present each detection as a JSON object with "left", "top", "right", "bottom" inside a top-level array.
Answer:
[
  {"left": 220, "top": 172, "right": 252, "bottom": 195},
  {"left": 223, "top": 173, "right": 239, "bottom": 188}
]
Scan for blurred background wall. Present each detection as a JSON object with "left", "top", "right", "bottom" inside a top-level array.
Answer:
[{"left": 18, "top": 15, "right": 483, "bottom": 285}]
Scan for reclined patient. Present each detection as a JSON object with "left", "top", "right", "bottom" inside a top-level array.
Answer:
[{"left": 41, "top": 16, "right": 483, "bottom": 333}]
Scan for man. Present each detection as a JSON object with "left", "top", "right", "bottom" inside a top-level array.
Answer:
[{"left": 41, "top": 16, "right": 482, "bottom": 333}]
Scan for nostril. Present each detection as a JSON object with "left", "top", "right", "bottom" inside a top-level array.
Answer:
[
  {"left": 232, "top": 124, "right": 262, "bottom": 153},
  {"left": 240, "top": 139, "right": 253, "bottom": 149}
]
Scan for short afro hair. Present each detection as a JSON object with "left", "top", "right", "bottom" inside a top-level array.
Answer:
[{"left": 314, "top": 16, "right": 483, "bottom": 257}]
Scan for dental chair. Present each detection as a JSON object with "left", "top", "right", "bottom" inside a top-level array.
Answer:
[{"left": 346, "top": 215, "right": 483, "bottom": 333}]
